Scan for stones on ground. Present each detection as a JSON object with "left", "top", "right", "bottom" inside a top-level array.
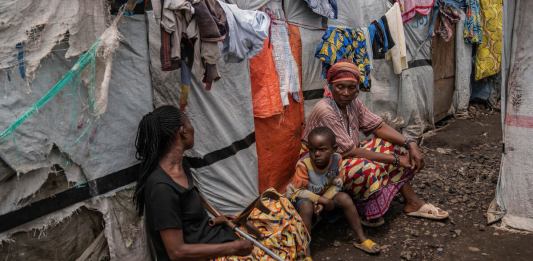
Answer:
[
  {"left": 453, "top": 229, "right": 462, "bottom": 236},
  {"left": 401, "top": 250, "right": 414, "bottom": 260},
  {"left": 410, "top": 230, "right": 419, "bottom": 237},
  {"left": 478, "top": 225, "right": 486, "bottom": 231},
  {"left": 332, "top": 240, "right": 341, "bottom": 247},
  {"left": 468, "top": 246, "right": 481, "bottom": 252},
  {"left": 436, "top": 147, "right": 452, "bottom": 154},
  {"left": 493, "top": 232, "right": 499, "bottom": 236}
]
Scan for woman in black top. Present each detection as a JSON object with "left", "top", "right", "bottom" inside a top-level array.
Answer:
[{"left": 134, "top": 105, "right": 252, "bottom": 261}]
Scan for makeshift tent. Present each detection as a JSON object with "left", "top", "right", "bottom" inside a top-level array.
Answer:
[
  {"left": 492, "top": 0, "right": 533, "bottom": 232},
  {"left": 0, "top": 0, "right": 505, "bottom": 259}
]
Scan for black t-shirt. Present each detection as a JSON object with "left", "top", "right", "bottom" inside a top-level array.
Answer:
[{"left": 144, "top": 163, "right": 236, "bottom": 260}]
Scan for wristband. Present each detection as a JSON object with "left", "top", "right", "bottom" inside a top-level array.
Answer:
[{"left": 403, "top": 138, "right": 416, "bottom": 149}]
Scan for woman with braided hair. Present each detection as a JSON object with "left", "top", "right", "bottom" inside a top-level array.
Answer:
[{"left": 133, "top": 105, "right": 252, "bottom": 260}]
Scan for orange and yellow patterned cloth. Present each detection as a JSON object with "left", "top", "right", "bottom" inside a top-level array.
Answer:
[{"left": 214, "top": 189, "right": 311, "bottom": 261}]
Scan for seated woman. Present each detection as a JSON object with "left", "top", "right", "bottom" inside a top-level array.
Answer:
[
  {"left": 302, "top": 61, "right": 448, "bottom": 226},
  {"left": 134, "top": 105, "right": 309, "bottom": 261},
  {"left": 134, "top": 106, "right": 252, "bottom": 260}
]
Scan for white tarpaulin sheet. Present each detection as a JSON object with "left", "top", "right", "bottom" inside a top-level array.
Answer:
[{"left": 496, "top": 0, "right": 533, "bottom": 232}]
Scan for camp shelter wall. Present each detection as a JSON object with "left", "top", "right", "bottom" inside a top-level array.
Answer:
[
  {"left": 0, "top": 15, "right": 152, "bottom": 260},
  {"left": 496, "top": 0, "right": 533, "bottom": 232}
]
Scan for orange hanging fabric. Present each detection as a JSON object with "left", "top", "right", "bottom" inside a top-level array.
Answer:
[
  {"left": 250, "top": 38, "right": 283, "bottom": 118},
  {"left": 255, "top": 24, "right": 304, "bottom": 192}
]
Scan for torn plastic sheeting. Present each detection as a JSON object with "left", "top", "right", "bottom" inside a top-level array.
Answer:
[
  {"left": 0, "top": 206, "right": 105, "bottom": 261},
  {"left": 84, "top": 189, "right": 150, "bottom": 261},
  {"left": 0, "top": 187, "right": 147, "bottom": 260},
  {"left": 0, "top": 168, "right": 50, "bottom": 216},
  {"left": 0, "top": 0, "right": 108, "bottom": 79},
  {"left": 0, "top": 15, "right": 152, "bottom": 180}
]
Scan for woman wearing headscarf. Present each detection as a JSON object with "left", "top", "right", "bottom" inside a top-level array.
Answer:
[{"left": 302, "top": 61, "right": 448, "bottom": 226}]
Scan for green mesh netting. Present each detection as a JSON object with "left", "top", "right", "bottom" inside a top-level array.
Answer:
[{"left": 0, "top": 39, "right": 101, "bottom": 140}]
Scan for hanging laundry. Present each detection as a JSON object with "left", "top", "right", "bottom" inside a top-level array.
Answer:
[
  {"left": 303, "top": 0, "right": 338, "bottom": 19},
  {"left": 263, "top": 0, "right": 301, "bottom": 106},
  {"left": 179, "top": 59, "right": 192, "bottom": 111},
  {"left": 385, "top": 2, "right": 408, "bottom": 74},
  {"left": 474, "top": 0, "right": 502, "bottom": 80},
  {"left": 463, "top": 0, "right": 483, "bottom": 44},
  {"left": 154, "top": 0, "right": 227, "bottom": 89},
  {"left": 159, "top": 0, "right": 195, "bottom": 67},
  {"left": 16, "top": 43, "right": 26, "bottom": 79},
  {"left": 218, "top": 1, "right": 270, "bottom": 63},
  {"left": 315, "top": 27, "right": 372, "bottom": 91},
  {"left": 397, "top": 0, "right": 435, "bottom": 23},
  {"left": 193, "top": 0, "right": 227, "bottom": 42},
  {"left": 429, "top": 0, "right": 463, "bottom": 42},
  {"left": 368, "top": 16, "right": 396, "bottom": 60}
]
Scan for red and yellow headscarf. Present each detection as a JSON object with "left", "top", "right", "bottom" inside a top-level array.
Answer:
[{"left": 326, "top": 61, "right": 361, "bottom": 84}]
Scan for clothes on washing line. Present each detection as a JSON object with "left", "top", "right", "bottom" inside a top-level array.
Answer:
[
  {"left": 385, "top": 2, "right": 408, "bottom": 74},
  {"left": 263, "top": 0, "right": 301, "bottom": 106},
  {"left": 474, "top": 0, "right": 502, "bottom": 81},
  {"left": 303, "top": 0, "right": 338, "bottom": 19},
  {"left": 463, "top": 0, "right": 482, "bottom": 44},
  {"left": 428, "top": 0, "right": 466, "bottom": 42},
  {"left": 368, "top": 16, "right": 396, "bottom": 60},
  {"left": 193, "top": 0, "right": 227, "bottom": 42},
  {"left": 397, "top": 0, "right": 435, "bottom": 23},
  {"left": 155, "top": 0, "right": 226, "bottom": 89},
  {"left": 218, "top": 1, "right": 270, "bottom": 63},
  {"left": 315, "top": 27, "right": 372, "bottom": 91}
]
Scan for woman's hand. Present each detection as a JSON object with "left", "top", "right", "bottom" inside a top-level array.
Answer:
[
  {"left": 407, "top": 143, "right": 424, "bottom": 172},
  {"left": 231, "top": 240, "right": 254, "bottom": 256},
  {"left": 399, "top": 154, "right": 412, "bottom": 169}
]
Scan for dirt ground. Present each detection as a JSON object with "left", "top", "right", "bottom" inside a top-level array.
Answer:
[{"left": 310, "top": 106, "right": 533, "bottom": 260}]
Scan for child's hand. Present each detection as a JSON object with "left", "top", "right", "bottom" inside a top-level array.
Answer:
[
  {"left": 314, "top": 203, "right": 324, "bottom": 215},
  {"left": 318, "top": 197, "right": 335, "bottom": 211}
]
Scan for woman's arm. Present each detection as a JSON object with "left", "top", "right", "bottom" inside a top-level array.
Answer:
[
  {"left": 343, "top": 147, "right": 411, "bottom": 169},
  {"left": 372, "top": 123, "right": 425, "bottom": 172},
  {"left": 373, "top": 122, "right": 406, "bottom": 146},
  {"left": 160, "top": 229, "right": 252, "bottom": 261}
]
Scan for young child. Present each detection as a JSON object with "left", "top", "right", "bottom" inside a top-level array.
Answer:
[{"left": 286, "top": 126, "right": 381, "bottom": 254}]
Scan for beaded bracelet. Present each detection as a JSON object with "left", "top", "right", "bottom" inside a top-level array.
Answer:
[{"left": 392, "top": 153, "right": 400, "bottom": 167}]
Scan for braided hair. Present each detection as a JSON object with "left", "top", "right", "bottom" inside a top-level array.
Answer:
[{"left": 133, "top": 105, "right": 183, "bottom": 216}]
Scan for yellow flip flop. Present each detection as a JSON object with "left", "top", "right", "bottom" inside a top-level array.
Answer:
[{"left": 353, "top": 239, "right": 381, "bottom": 254}]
